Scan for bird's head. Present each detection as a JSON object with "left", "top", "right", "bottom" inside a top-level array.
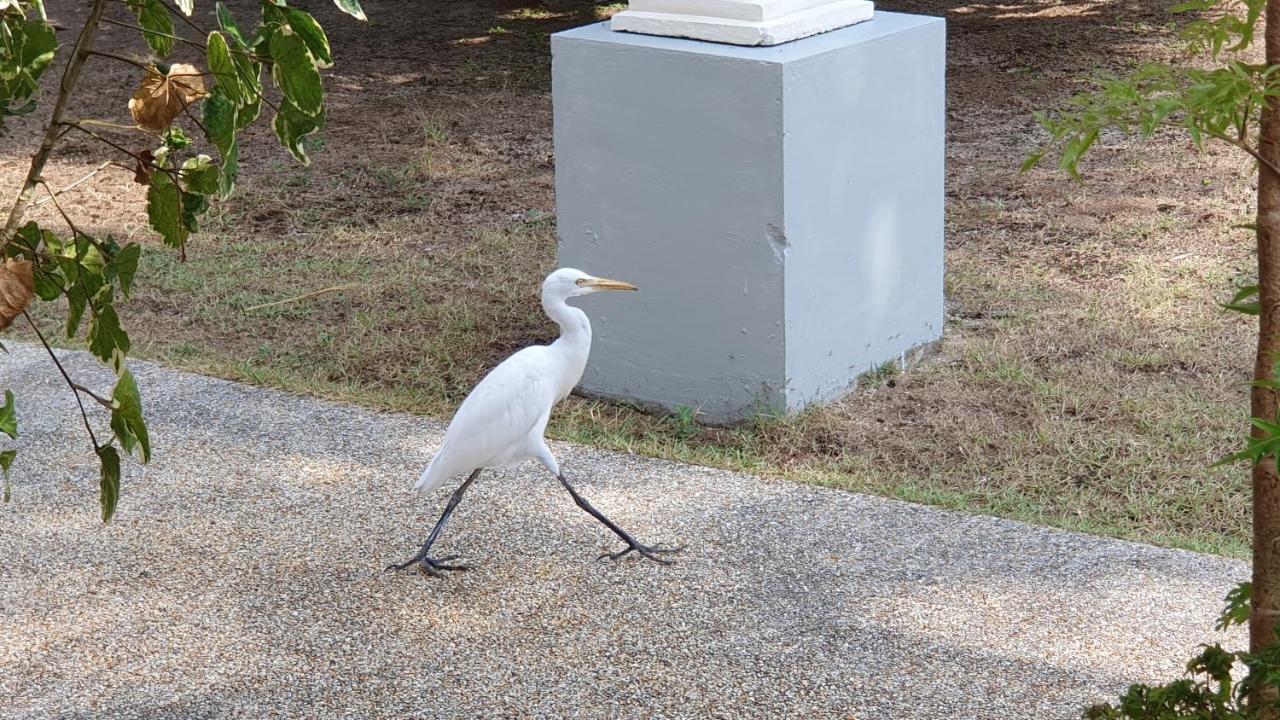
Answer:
[{"left": 543, "top": 268, "right": 638, "bottom": 300}]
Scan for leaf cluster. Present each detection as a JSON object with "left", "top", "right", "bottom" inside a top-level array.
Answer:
[
  {"left": 0, "top": 0, "right": 365, "bottom": 520},
  {"left": 1084, "top": 583, "right": 1277, "bottom": 720},
  {"left": 0, "top": 2, "right": 55, "bottom": 128},
  {"left": 1025, "top": 0, "right": 1279, "bottom": 178}
]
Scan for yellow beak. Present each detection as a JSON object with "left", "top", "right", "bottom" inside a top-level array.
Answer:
[{"left": 586, "top": 277, "right": 638, "bottom": 292}]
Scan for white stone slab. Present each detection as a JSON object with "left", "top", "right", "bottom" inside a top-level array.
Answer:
[{"left": 610, "top": 0, "right": 873, "bottom": 46}]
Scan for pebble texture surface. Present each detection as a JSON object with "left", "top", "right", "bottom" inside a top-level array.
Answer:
[{"left": 0, "top": 344, "right": 1248, "bottom": 719}]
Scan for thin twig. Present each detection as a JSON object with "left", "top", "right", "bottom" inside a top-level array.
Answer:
[
  {"left": 244, "top": 285, "right": 359, "bottom": 312},
  {"left": 84, "top": 49, "right": 150, "bottom": 71},
  {"left": 59, "top": 122, "right": 178, "bottom": 182},
  {"left": 2, "top": 0, "right": 109, "bottom": 240},
  {"left": 72, "top": 383, "right": 115, "bottom": 409},
  {"left": 99, "top": 16, "right": 206, "bottom": 50},
  {"left": 23, "top": 311, "right": 100, "bottom": 450},
  {"left": 1209, "top": 130, "right": 1280, "bottom": 182},
  {"left": 75, "top": 118, "right": 151, "bottom": 134},
  {"left": 39, "top": 179, "right": 84, "bottom": 236},
  {"left": 32, "top": 160, "right": 112, "bottom": 207}
]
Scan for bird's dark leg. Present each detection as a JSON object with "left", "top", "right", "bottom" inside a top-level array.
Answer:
[
  {"left": 556, "top": 473, "right": 683, "bottom": 565},
  {"left": 387, "top": 469, "right": 482, "bottom": 577}
]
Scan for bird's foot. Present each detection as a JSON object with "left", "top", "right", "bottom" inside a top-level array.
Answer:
[
  {"left": 599, "top": 542, "right": 684, "bottom": 565},
  {"left": 385, "top": 554, "right": 472, "bottom": 578}
]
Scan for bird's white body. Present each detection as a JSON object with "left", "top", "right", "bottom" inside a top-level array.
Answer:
[{"left": 413, "top": 270, "right": 602, "bottom": 495}]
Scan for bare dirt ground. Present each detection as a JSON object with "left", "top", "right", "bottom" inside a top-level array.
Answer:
[{"left": 7, "top": 0, "right": 1260, "bottom": 555}]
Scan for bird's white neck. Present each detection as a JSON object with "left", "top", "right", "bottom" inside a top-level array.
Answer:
[
  {"left": 543, "top": 292, "right": 592, "bottom": 395},
  {"left": 543, "top": 293, "right": 592, "bottom": 349}
]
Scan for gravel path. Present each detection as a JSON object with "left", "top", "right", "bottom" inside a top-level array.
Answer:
[{"left": 0, "top": 344, "right": 1248, "bottom": 719}]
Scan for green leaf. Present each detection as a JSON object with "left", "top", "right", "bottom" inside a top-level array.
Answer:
[
  {"left": 272, "top": 99, "right": 325, "bottom": 164},
  {"left": 181, "top": 189, "right": 208, "bottom": 233},
  {"left": 270, "top": 27, "right": 323, "bottom": 116},
  {"left": 332, "top": 0, "right": 367, "bottom": 21},
  {"left": 1224, "top": 284, "right": 1260, "bottom": 315},
  {"left": 162, "top": 126, "right": 193, "bottom": 151},
  {"left": 180, "top": 154, "right": 220, "bottom": 195},
  {"left": 215, "top": 1, "right": 247, "bottom": 46},
  {"left": 64, "top": 281, "right": 86, "bottom": 337},
  {"left": 207, "top": 31, "right": 243, "bottom": 105},
  {"left": 236, "top": 91, "right": 261, "bottom": 131},
  {"left": 1217, "top": 582, "right": 1252, "bottom": 631},
  {"left": 88, "top": 302, "right": 129, "bottom": 372},
  {"left": 32, "top": 264, "right": 62, "bottom": 300},
  {"left": 174, "top": 0, "right": 193, "bottom": 16},
  {"left": 286, "top": 9, "right": 331, "bottom": 68},
  {"left": 0, "top": 389, "right": 16, "bottom": 439},
  {"left": 110, "top": 243, "right": 141, "bottom": 299},
  {"left": 97, "top": 444, "right": 121, "bottom": 522},
  {"left": 0, "top": 448, "right": 14, "bottom": 503},
  {"left": 128, "top": 0, "right": 176, "bottom": 57},
  {"left": 203, "top": 88, "right": 239, "bottom": 196},
  {"left": 147, "top": 171, "right": 188, "bottom": 248},
  {"left": 19, "top": 18, "right": 56, "bottom": 73},
  {"left": 110, "top": 368, "right": 151, "bottom": 463}
]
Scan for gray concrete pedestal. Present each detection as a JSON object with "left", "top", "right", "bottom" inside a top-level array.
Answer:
[{"left": 553, "top": 13, "right": 946, "bottom": 424}]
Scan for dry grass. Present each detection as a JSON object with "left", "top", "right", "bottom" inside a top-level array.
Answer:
[{"left": 6, "top": 0, "right": 1263, "bottom": 557}]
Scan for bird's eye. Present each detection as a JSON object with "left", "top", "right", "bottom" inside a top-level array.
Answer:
[{"left": 575, "top": 278, "right": 589, "bottom": 286}]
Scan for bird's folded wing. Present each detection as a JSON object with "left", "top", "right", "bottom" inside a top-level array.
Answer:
[{"left": 439, "top": 347, "right": 557, "bottom": 467}]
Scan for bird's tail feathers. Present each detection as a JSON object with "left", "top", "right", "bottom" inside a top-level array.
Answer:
[{"left": 413, "top": 451, "right": 450, "bottom": 495}]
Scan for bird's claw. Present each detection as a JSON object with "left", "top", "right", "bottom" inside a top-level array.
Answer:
[
  {"left": 385, "top": 554, "right": 472, "bottom": 577},
  {"left": 598, "top": 543, "right": 684, "bottom": 565}
]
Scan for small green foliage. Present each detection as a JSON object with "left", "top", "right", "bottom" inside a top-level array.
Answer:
[
  {"left": 1218, "top": 582, "right": 1252, "bottom": 631},
  {"left": 180, "top": 154, "right": 220, "bottom": 195},
  {"left": 96, "top": 444, "right": 120, "bottom": 522},
  {"left": 109, "top": 368, "right": 150, "bottom": 462},
  {"left": 1026, "top": 62, "right": 1280, "bottom": 179},
  {"left": 88, "top": 300, "right": 129, "bottom": 371},
  {"left": 285, "top": 9, "right": 331, "bottom": 68},
  {"left": 146, "top": 171, "right": 187, "bottom": 248},
  {"left": 214, "top": 2, "right": 245, "bottom": 46},
  {"left": 1224, "top": 284, "right": 1260, "bottom": 315},
  {"left": 332, "top": 0, "right": 367, "bottom": 22},
  {"left": 1083, "top": 583, "right": 1269, "bottom": 719},
  {"left": 668, "top": 405, "right": 701, "bottom": 440},
  {"left": 270, "top": 28, "right": 323, "bottom": 116},
  {"left": 0, "top": 448, "right": 14, "bottom": 502},
  {"left": 127, "top": 0, "right": 176, "bottom": 57},
  {"left": 272, "top": 97, "right": 325, "bottom": 165},
  {"left": 1174, "top": 0, "right": 1265, "bottom": 56},
  {"left": 0, "top": 1, "right": 362, "bottom": 519},
  {"left": 206, "top": 31, "right": 241, "bottom": 103},
  {"left": 0, "top": 389, "right": 15, "bottom": 439},
  {"left": 0, "top": 7, "right": 58, "bottom": 129},
  {"left": 108, "top": 243, "right": 141, "bottom": 299}
]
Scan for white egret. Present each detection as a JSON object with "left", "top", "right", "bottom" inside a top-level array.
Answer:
[{"left": 388, "top": 268, "right": 682, "bottom": 576}]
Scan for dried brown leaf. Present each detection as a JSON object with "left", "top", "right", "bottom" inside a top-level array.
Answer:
[
  {"left": 128, "top": 63, "right": 208, "bottom": 132},
  {"left": 0, "top": 259, "right": 34, "bottom": 331},
  {"left": 133, "top": 149, "right": 155, "bottom": 185}
]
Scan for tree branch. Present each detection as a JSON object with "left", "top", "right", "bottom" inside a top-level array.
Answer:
[
  {"left": 32, "top": 160, "right": 113, "bottom": 207},
  {"left": 22, "top": 311, "right": 100, "bottom": 450},
  {"left": 98, "top": 16, "right": 207, "bottom": 51},
  {"left": 2, "top": 0, "right": 109, "bottom": 242},
  {"left": 1208, "top": 129, "right": 1280, "bottom": 181},
  {"left": 84, "top": 49, "right": 150, "bottom": 71}
]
